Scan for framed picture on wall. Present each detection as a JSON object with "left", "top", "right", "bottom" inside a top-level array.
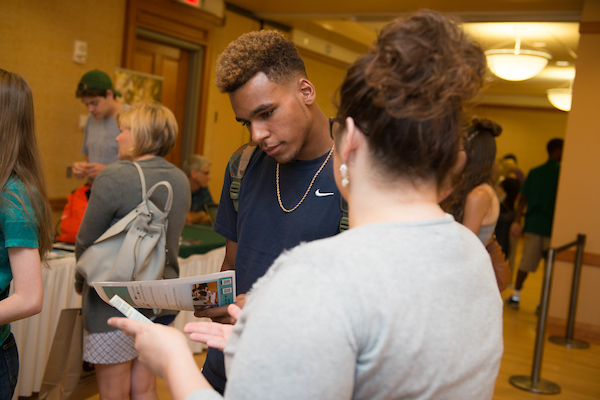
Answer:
[{"left": 113, "top": 68, "right": 163, "bottom": 104}]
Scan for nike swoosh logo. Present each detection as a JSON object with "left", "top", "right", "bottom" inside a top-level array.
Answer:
[{"left": 315, "top": 189, "right": 334, "bottom": 197}]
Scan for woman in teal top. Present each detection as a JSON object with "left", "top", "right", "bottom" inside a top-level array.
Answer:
[{"left": 0, "top": 69, "right": 53, "bottom": 398}]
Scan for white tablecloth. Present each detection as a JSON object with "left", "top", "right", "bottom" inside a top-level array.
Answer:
[{"left": 11, "top": 247, "right": 225, "bottom": 398}]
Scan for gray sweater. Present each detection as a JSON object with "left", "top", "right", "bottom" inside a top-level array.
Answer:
[
  {"left": 75, "top": 157, "right": 191, "bottom": 333},
  {"left": 188, "top": 216, "right": 503, "bottom": 400}
]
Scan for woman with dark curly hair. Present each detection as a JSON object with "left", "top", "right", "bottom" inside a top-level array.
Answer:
[
  {"left": 441, "top": 118, "right": 503, "bottom": 244},
  {"left": 109, "top": 10, "right": 503, "bottom": 400}
]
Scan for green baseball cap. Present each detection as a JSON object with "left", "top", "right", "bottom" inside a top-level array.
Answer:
[{"left": 76, "top": 69, "right": 122, "bottom": 97}]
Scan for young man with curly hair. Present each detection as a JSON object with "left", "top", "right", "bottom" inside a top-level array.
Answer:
[{"left": 194, "top": 30, "right": 343, "bottom": 393}]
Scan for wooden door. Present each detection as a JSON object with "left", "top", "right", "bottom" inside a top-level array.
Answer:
[{"left": 133, "top": 38, "right": 190, "bottom": 166}]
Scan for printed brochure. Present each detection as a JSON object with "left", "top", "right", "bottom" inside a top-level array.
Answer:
[{"left": 93, "top": 271, "right": 236, "bottom": 312}]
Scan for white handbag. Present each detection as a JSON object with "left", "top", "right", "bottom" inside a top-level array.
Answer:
[{"left": 75, "top": 162, "right": 173, "bottom": 284}]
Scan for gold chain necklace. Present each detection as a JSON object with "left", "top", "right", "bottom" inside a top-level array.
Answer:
[{"left": 276, "top": 146, "right": 334, "bottom": 213}]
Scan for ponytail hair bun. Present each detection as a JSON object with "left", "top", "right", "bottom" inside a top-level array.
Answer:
[
  {"left": 467, "top": 117, "right": 502, "bottom": 141},
  {"left": 336, "top": 10, "right": 488, "bottom": 187},
  {"left": 365, "top": 10, "right": 487, "bottom": 121}
]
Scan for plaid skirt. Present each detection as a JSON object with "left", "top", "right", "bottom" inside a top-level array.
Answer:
[{"left": 83, "top": 329, "right": 138, "bottom": 364}]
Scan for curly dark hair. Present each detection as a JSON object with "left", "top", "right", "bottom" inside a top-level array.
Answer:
[
  {"left": 440, "top": 117, "right": 503, "bottom": 223},
  {"left": 215, "top": 30, "right": 307, "bottom": 93},
  {"left": 335, "top": 10, "right": 487, "bottom": 187}
]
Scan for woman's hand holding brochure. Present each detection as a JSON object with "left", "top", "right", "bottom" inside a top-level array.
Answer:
[
  {"left": 108, "top": 317, "right": 206, "bottom": 400},
  {"left": 108, "top": 302, "right": 242, "bottom": 399}
]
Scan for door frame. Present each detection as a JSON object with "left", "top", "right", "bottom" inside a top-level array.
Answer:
[{"left": 122, "top": 0, "right": 223, "bottom": 164}]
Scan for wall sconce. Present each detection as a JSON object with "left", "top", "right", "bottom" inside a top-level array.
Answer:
[{"left": 485, "top": 38, "right": 552, "bottom": 81}]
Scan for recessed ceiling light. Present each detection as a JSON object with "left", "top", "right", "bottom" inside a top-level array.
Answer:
[{"left": 555, "top": 61, "right": 570, "bottom": 66}]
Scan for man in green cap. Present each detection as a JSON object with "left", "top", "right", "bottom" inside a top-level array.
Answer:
[{"left": 73, "top": 69, "right": 125, "bottom": 180}]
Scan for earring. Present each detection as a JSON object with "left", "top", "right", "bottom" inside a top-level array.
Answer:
[{"left": 339, "top": 163, "right": 349, "bottom": 187}]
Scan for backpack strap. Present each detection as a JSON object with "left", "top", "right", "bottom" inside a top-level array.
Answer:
[
  {"left": 132, "top": 161, "right": 173, "bottom": 219},
  {"left": 132, "top": 162, "right": 147, "bottom": 201},
  {"left": 229, "top": 143, "right": 258, "bottom": 212},
  {"left": 340, "top": 196, "right": 349, "bottom": 232}
]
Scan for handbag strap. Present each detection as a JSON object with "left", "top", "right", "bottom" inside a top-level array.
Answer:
[
  {"left": 132, "top": 162, "right": 147, "bottom": 199},
  {"left": 132, "top": 161, "right": 173, "bottom": 219},
  {"left": 147, "top": 181, "right": 173, "bottom": 218}
]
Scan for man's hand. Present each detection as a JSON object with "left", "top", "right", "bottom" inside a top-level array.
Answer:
[
  {"left": 193, "top": 294, "right": 247, "bottom": 324},
  {"left": 510, "top": 221, "right": 522, "bottom": 238},
  {"left": 85, "top": 163, "right": 106, "bottom": 179},
  {"left": 72, "top": 162, "right": 88, "bottom": 179},
  {"left": 185, "top": 304, "right": 242, "bottom": 350}
]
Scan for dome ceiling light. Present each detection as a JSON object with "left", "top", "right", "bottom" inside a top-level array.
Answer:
[
  {"left": 485, "top": 38, "right": 552, "bottom": 81},
  {"left": 547, "top": 88, "right": 572, "bottom": 112}
]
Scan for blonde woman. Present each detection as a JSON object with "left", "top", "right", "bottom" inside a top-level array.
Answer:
[{"left": 75, "top": 101, "right": 190, "bottom": 399}]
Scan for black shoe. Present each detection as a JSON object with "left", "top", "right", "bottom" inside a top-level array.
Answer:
[{"left": 506, "top": 297, "right": 520, "bottom": 309}]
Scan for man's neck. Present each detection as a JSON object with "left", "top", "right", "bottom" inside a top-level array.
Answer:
[
  {"left": 296, "top": 109, "right": 333, "bottom": 160},
  {"left": 106, "top": 101, "right": 123, "bottom": 119}
]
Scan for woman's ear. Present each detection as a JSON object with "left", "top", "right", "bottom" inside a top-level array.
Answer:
[
  {"left": 298, "top": 78, "right": 316, "bottom": 105},
  {"left": 341, "top": 117, "right": 360, "bottom": 163}
]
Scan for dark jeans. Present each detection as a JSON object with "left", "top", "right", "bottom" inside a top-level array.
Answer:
[
  {"left": 0, "top": 333, "right": 19, "bottom": 400},
  {"left": 202, "top": 347, "right": 226, "bottom": 395}
]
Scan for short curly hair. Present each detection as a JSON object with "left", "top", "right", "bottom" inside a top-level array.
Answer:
[{"left": 215, "top": 30, "right": 307, "bottom": 93}]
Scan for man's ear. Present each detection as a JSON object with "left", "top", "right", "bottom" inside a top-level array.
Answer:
[
  {"left": 298, "top": 78, "right": 316, "bottom": 105},
  {"left": 106, "top": 89, "right": 115, "bottom": 100}
]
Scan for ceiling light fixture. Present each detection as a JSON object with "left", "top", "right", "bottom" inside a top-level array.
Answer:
[
  {"left": 485, "top": 38, "right": 552, "bottom": 81},
  {"left": 546, "top": 88, "right": 572, "bottom": 112}
]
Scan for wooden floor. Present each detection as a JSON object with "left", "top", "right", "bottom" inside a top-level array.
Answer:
[
  {"left": 78, "top": 260, "right": 600, "bottom": 400},
  {"left": 493, "top": 267, "right": 600, "bottom": 400}
]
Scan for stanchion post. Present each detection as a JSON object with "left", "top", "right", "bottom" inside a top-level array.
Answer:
[
  {"left": 549, "top": 234, "right": 589, "bottom": 349},
  {"left": 509, "top": 248, "right": 561, "bottom": 394}
]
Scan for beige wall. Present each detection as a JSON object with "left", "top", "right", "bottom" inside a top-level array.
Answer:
[
  {"left": 548, "top": 0, "right": 600, "bottom": 328},
  {"left": 473, "top": 105, "right": 568, "bottom": 176},
  {"left": 202, "top": 12, "right": 259, "bottom": 200},
  {"left": 0, "top": 1, "right": 347, "bottom": 207},
  {"left": 301, "top": 52, "right": 347, "bottom": 120},
  {"left": 0, "top": 0, "right": 126, "bottom": 199}
]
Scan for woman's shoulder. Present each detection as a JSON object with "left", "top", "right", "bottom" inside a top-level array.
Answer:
[
  {"left": 92, "top": 161, "right": 139, "bottom": 190},
  {"left": 99, "top": 160, "right": 135, "bottom": 176},
  {"left": 467, "top": 183, "right": 496, "bottom": 203},
  {"left": 3, "top": 175, "right": 24, "bottom": 191},
  {"left": 2, "top": 175, "right": 29, "bottom": 201}
]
